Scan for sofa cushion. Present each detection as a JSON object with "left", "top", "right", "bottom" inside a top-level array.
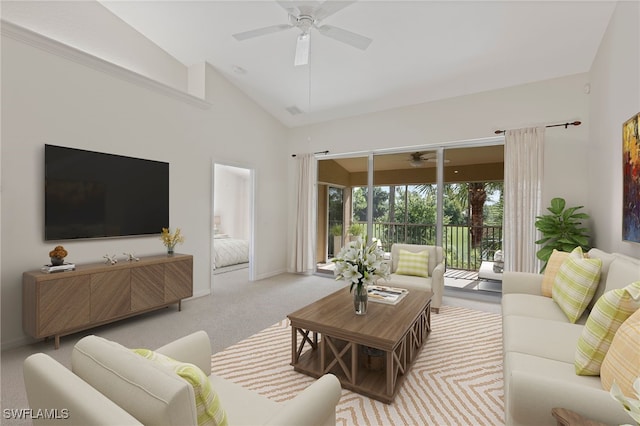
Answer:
[
  {"left": 134, "top": 349, "right": 228, "bottom": 426},
  {"left": 587, "top": 249, "right": 619, "bottom": 310},
  {"left": 601, "top": 308, "right": 640, "bottom": 398},
  {"left": 602, "top": 253, "right": 640, "bottom": 295},
  {"left": 504, "top": 351, "right": 630, "bottom": 426},
  {"left": 210, "top": 375, "right": 280, "bottom": 425},
  {"left": 385, "top": 273, "right": 432, "bottom": 291},
  {"left": 72, "top": 335, "right": 198, "bottom": 425},
  {"left": 541, "top": 250, "right": 570, "bottom": 297},
  {"left": 575, "top": 282, "right": 640, "bottom": 375},
  {"left": 552, "top": 248, "right": 602, "bottom": 323},
  {"left": 503, "top": 316, "right": 584, "bottom": 363},
  {"left": 502, "top": 293, "right": 588, "bottom": 324},
  {"left": 395, "top": 249, "right": 429, "bottom": 278}
]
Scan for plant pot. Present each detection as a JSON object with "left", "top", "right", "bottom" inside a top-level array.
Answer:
[
  {"left": 50, "top": 257, "right": 64, "bottom": 266},
  {"left": 353, "top": 284, "right": 368, "bottom": 315}
]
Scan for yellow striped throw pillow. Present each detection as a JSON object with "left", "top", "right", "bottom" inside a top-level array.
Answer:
[
  {"left": 575, "top": 281, "right": 640, "bottom": 375},
  {"left": 396, "top": 249, "right": 429, "bottom": 278},
  {"left": 552, "top": 247, "right": 602, "bottom": 323},
  {"left": 541, "top": 250, "right": 570, "bottom": 297},
  {"left": 601, "top": 308, "right": 640, "bottom": 398},
  {"left": 133, "top": 349, "right": 228, "bottom": 426}
]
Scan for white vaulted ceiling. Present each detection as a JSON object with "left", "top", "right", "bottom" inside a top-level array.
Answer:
[{"left": 9, "top": 1, "right": 618, "bottom": 127}]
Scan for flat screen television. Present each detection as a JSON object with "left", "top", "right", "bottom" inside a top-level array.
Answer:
[{"left": 45, "top": 144, "right": 169, "bottom": 240}]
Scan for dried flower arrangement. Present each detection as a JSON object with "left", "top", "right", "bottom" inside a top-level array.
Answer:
[
  {"left": 160, "top": 228, "right": 185, "bottom": 253},
  {"left": 49, "top": 245, "right": 68, "bottom": 259}
]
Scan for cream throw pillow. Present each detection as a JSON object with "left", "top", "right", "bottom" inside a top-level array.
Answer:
[
  {"left": 541, "top": 250, "right": 570, "bottom": 297},
  {"left": 552, "top": 247, "right": 602, "bottom": 323},
  {"left": 575, "top": 281, "right": 640, "bottom": 375},
  {"left": 134, "top": 349, "right": 228, "bottom": 426},
  {"left": 396, "top": 249, "right": 429, "bottom": 278},
  {"left": 601, "top": 308, "right": 640, "bottom": 398}
]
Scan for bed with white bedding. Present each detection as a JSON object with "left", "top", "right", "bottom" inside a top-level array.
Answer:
[{"left": 213, "top": 234, "right": 249, "bottom": 269}]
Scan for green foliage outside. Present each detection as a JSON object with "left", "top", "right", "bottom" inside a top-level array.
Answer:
[{"left": 350, "top": 182, "right": 504, "bottom": 270}]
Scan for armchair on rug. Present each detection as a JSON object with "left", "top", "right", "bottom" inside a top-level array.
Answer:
[
  {"left": 24, "top": 331, "right": 342, "bottom": 426},
  {"left": 384, "top": 243, "right": 445, "bottom": 313}
]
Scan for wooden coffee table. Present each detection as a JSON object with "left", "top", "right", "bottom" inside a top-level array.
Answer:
[{"left": 288, "top": 286, "right": 432, "bottom": 403}]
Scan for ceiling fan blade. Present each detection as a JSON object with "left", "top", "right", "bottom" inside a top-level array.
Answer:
[
  {"left": 275, "top": 1, "right": 302, "bottom": 16},
  {"left": 315, "top": 1, "right": 357, "bottom": 21},
  {"left": 294, "top": 32, "right": 310, "bottom": 66},
  {"left": 317, "top": 24, "right": 372, "bottom": 50},
  {"left": 232, "top": 24, "right": 293, "bottom": 41}
]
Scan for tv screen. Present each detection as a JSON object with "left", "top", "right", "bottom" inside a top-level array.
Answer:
[{"left": 45, "top": 144, "right": 169, "bottom": 240}]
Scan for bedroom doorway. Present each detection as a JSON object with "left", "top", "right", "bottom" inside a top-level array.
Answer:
[{"left": 212, "top": 163, "right": 255, "bottom": 287}]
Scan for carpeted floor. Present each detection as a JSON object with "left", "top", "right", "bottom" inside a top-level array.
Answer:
[{"left": 212, "top": 305, "right": 504, "bottom": 425}]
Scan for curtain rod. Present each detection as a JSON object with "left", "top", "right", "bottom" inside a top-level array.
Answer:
[
  {"left": 494, "top": 120, "right": 581, "bottom": 135},
  {"left": 291, "top": 150, "right": 329, "bottom": 158}
]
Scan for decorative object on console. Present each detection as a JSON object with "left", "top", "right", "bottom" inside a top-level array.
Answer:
[
  {"left": 103, "top": 254, "right": 118, "bottom": 265},
  {"left": 48, "top": 245, "right": 68, "bottom": 266},
  {"left": 161, "top": 227, "right": 185, "bottom": 255},
  {"left": 123, "top": 252, "right": 139, "bottom": 262},
  {"left": 535, "top": 197, "right": 591, "bottom": 272},
  {"left": 332, "top": 237, "right": 389, "bottom": 315},
  {"left": 623, "top": 112, "right": 640, "bottom": 243}
]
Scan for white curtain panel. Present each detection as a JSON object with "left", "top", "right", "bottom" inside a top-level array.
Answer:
[
  {"left": 289, "top": 154, "right": 317, "bottom": 274},
  {"left": 504, "top": 127, "right": 545, "bottom": 273}
]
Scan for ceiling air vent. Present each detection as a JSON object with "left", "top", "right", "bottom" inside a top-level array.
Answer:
[{"left": 286, "top": 105, "right": 304, "bottom": 115}]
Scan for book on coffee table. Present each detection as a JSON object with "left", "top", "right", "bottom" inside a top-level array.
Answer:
[{"left": 367, "top": 285, "right": 408, "bottom": 305}]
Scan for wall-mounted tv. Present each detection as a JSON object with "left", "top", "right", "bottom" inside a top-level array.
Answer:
[{"left": 45, "top": 144, "right": 169, "bottom": 240}]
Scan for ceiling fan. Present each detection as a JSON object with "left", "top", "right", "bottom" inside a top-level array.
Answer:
[
  {"left": 232, "top": 1, "right": 373, "bottom": 67},
  {"left": 408, "top": 152, "right": 449, "bottom": 168}
]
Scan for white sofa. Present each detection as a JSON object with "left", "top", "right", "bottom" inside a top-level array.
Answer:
[
  {"left": 384, "top": 243, "right": 445, "bottom": 313},
  {"left": 24, "top": 331, "right": 342, "bottom": 426},
  {"left": 502, "top": 249, "right": 640, "bottom": 426}
]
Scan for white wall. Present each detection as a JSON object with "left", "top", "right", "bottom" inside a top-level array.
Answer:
[
  {"left": 213, "top": 164, "right": 250, "bottom": 240},
  {"left": 287, "top": 74, "right": 592, "bottom": 267},
  {"left": 588, "top": 0, "right": 640, "bottom": 257},
  {"left": 1, "top": 32, "right": 287, "bottom": 348},
  {"left": 1, "top": 1, "right": 188, "bottom": 92}
]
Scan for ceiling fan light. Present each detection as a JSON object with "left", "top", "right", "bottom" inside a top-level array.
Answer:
[
  {"left": 410, "top": 159, "right": 423, "bottom": 168},
  {"left": 294, "top": 33, "right": 310, "bottom": 66}
]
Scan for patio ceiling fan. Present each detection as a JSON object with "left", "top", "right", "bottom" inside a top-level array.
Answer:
[
  {"left": 408, "top": 152, "right": 449, "bottom": 168},
  {"left": 232, "top": 1, "right": 372, "bottom": 67}
]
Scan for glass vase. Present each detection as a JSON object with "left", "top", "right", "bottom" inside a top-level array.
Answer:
[
  {"left": 353, "top": 284, "right": 368, "bottom": 315},
  {"left": 167, "top": 245, "right": 175, "bottom": 255}
]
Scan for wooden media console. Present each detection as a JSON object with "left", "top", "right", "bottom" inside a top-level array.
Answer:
[{"left": 23, "top": 253, "right": 193, "bottom": 348}]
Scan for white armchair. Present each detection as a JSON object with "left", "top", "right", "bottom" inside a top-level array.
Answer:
[
  {"left": 384, "top": 243, "right": 445, "bottom": 313},
  {"left": 24, "top": 331, "right": 342, "bottom": 426}
]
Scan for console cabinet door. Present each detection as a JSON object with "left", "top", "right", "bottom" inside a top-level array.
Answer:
[
  {"left": 131, "top": 264, "right": 164, "bottom": 311},
  {"left": 165, "top": 258, "right": 193, "bottom": 303},
  {"left": 39, "top": 276, "right": 91, "bottom": 336},
  {"left": 91, "top": 269, "right": 131, "bottom": 322}
]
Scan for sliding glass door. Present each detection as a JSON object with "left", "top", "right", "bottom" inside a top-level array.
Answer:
[{"left": 315, "top": 143, "right": 504, "bottom": 287}]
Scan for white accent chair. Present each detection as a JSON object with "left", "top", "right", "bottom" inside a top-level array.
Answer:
[
  {"left": 384, "top": 243, "right": 445, "bottom": 313},
  {"left": 23, "top": 331, "right": 342, "bottom": 426}
]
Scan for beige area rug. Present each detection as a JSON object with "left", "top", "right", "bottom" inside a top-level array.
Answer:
[{"left": 211, "top": 305, "right": 504, "bottom": 425}]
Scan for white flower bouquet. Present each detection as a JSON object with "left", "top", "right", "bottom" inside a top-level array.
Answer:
[
  {"left": 610, "top": 377, "right": 640, "bottom": 425},
  {"left": 332, "top": 237, "right": 390, "bottom": 292}
]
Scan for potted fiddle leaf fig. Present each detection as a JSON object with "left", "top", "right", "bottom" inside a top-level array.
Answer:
[{"left": 535, "top": 197, "right": 591, "bottom": 272}]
